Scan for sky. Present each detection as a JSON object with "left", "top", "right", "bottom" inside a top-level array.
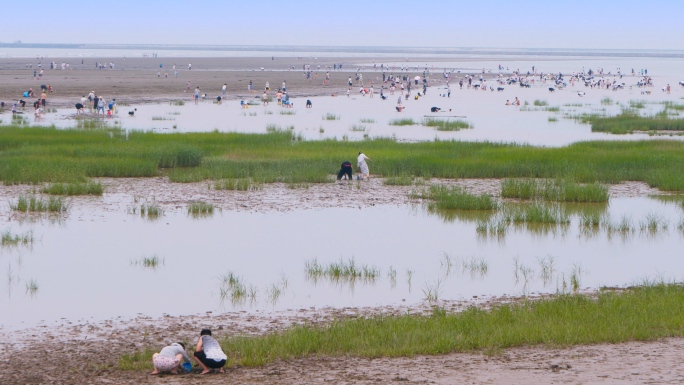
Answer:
[{"left": 2, "top": 0, "right": 683, "bottom": 50}]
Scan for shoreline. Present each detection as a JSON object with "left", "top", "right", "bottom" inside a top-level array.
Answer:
[{"left": 2, "top": 286, "right": 684, "bottom": 385}]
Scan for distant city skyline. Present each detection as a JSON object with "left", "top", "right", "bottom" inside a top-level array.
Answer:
[{"left": 2, "top": 0, "right": 682, "bottom": 50}]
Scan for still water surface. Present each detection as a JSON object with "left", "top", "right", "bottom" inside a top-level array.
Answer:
[{"left": 2, "top": 196, "right": 683, "bottom": 329}]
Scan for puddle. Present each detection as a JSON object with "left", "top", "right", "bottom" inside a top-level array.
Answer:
[{"left": 1, "top": 196, "right": 683, "bottom": 329}]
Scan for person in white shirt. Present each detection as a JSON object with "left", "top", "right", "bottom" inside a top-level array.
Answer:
[
  {"left": 193, "top": 329, "right": 227, "bottom": 374},
  {"left": 357, "top": 152, "right": 371, "bottom": 180}
]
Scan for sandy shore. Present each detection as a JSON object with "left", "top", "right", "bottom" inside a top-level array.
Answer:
[{"left": 0, "top": 56, "right": 460, "bottom": 108}]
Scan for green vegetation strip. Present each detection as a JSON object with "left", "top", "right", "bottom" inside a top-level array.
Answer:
[
  {"left": 119, "top": 284, "right": 684, "bottom": 369},
  {"left": 420, "top": 185, "right": 498, "bottom": 210},
  {"left": 501, "top": 179, "right": 608, "bottom": 202},
  {"left": 588, "top": 113, "right": 684, "bottom": 134},
  {"left": 42, "top": 181, "right": 104, "bottom": 196},
  {"left": 4, "top": 125, "right": 684, "bottom": 190}
]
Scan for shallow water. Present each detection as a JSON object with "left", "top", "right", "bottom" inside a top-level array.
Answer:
[
  {"left": 10, "top": 77, "right": 684, "bottom": 147},
  {"left": 2, "top": 196, "right": 683, "bottom": 329}
]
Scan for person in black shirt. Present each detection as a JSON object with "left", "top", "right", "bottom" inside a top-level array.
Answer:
[{"left": 337, "top": 161, "right": 353, "bottom": 181}]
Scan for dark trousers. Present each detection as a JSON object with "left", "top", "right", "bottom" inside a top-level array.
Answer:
[{"left": 337, "top": 166, "right": 352, "bottom": 180}]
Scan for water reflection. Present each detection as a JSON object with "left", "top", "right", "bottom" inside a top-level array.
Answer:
[{"left": 2, "top": 197, "right": 684, "bottom": 328}]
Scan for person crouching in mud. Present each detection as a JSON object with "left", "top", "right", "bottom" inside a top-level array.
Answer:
[{"left": 337, "top": 161, "right": 353, "bottom": 181}]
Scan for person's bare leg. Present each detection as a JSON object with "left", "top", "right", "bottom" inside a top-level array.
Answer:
[
  {"left": 194, "top": 356, "right": 211, "bottom": 374},
  {"left": 150, "top": 353, "right": 160, "bottom": 374},
  {"left": 169, "top": 354, "right": 182, "bottom": 374}
]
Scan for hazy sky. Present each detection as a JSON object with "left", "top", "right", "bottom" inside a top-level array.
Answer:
[{"left": 2, "top": 0, "right": 682, "bottom": 49}]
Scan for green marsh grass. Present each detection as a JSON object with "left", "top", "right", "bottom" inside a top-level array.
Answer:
[
  {"left": 1, "top": 229, "right": 35, "bottom": 247},
  {"left": 266, "top": 283, "right": 283, "bottom": 305},
  {"left": 588, "top": 112, "right": 684, "bottom": 134},
  {"left": 131, "top": 254, "right": 164, "bottom": 269},
  {"left": 323, "top": 113, "right": 339, "bottom": 120},
  {"left": 76, "top": 118, "right": 107, "bottom": 130},
  {"left": 639, "top": 213, "right": 669, "bottom": 234},
  {"left": 548, "top": 116, "right": 558, "bottom": 122},
  {"left": 422, "top": 185, "right": 498, "bottom": 211},
  {"left": 10, "top": 195, "right": 68, "bottom": 213},
  {"left": 533, "top": 99, "right": 548, "bottom": 107},
  {"left": 387, "top": 266, "right": 397, "bottom": 287},
  {"left": 422, "top": 278, "right": 443, "bottom": 303},
  {"left": 119, "top": 283, "right": 684, "bottom": 369},
  {"left": 388, "top": 118, "right": 417, "bottom": 126},
  {"left": 383, "top": 175, "right": 414, "bottom": 186},
  {"left": 629, "top": 100, "right": 646, "bottom": 109},
  {"left": 600, "top": 97, "right": 613, "bottom": 105},
  {"left": 169, "top": 100, "right": 185, "bottom": 106},
  {"left": 140, "top": 202, "right": 163, "bottom": 219},
  {"left": 305, "top": 258, "right": 380, "bottom": 284},
  {"left": 460, "top": 257, "right": 489, "bottom": 278},
  {"left": 188, "top": 201, "right": 214, "bottom": 217},
  {"left": 42, "top": 181, "right": 104, "bottom": 196},
  {"left": 537, "top": 255, "right": 556, "bottom": 285},
  {"left": 360, "top": 118, "right": 375, "bottom": 123},
  {"left": 406, "top": 269, "right": 414, "bottom": 290},
  {"left": 422, "top": 118, "right": 471, "bottom": 131},
  {"left": 218, "top": 272, "right": 248, "bottom": 306},
  {"left": 279, "top": 110, "right": 296, "bottom": 115},
  {"left": 5, "top": 125, "right": 684, "bottom": 191},
  {"left": 213, "top": 178, "right": 262, "bottom": 191},
  {"left": 350, "top": 124, "right": 366, "bottom": 132},
  {"left": 25, "top": 278, "right": 38, "bottom": 297},
  {"left": 501, "top": 179, "right": 609, "bottom": 202}
]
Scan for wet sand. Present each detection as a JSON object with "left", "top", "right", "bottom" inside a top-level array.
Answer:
[
  {"left": 0, "top": 55, "right": 607, "bottom": 109},
  {"left": 0, "top": 56, "right": 461, "bottom": 107}
]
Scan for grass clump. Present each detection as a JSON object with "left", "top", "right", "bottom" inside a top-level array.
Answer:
[
  {"left": 507, "top": 203, "right": 570, "bottom": 225},
  {"left": 360, "top": 118, "right": 375, "bottom": 123},
  {"left": 218, "top": 272, "right": 257, "bottom": 306},
  {"left": 389, "top": 118, "right": 417, "bottom": 126},
  {"left": 501, "top": 179, "right": 609, "bottom": 202},
  {"left": 131, "top": 254, "right": 164, "bottom": 269},
  {"left": 188, "top": 201, "right": 214, "bottom": 216},
  {"left": 323, "top": 113, "right": 339, "bottom": 120},
  {"left": 10, "top": 195, "right": 68, "bottom": 213},
  {"left": 422, "top": 118, "right": 471, "bottom": 131},
  {"left": 305, "top": 258, "right": 380, "bottom": 283},
  {"left": 25, "top": 279, "right": 39, "bottom": 297},
  {"left": 42, "top": 181, "right": 104, "bottom": 196},
  {"left": 213, "top": 178, "right": 261, "bottom": 191},
  {"left": 588, "top": 112, "right": 684, "bottom": 134},
  {"left": 169, "top": 100, "right": 185, "bottom": 106},
  {"left": 1, "top": 229, "right": 35, "bottom": 247},
  {"left": 533, "top": 99, "right": 548, "bottom": 107},
  {"left": 383, "top": 175, "right": 415, "bottom": 186},
  {"left": 422, "top": 185, "right": 498, "bottom": 210}
]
